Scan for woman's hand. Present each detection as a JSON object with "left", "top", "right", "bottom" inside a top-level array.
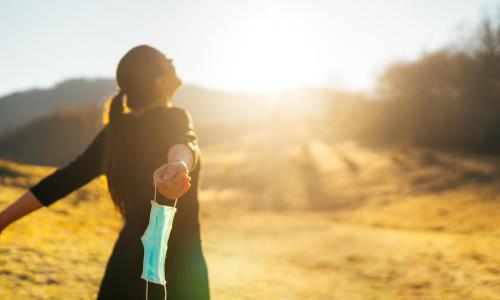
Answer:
[{"left": 152, "top": 161, "right": 192, "bottom": 200}]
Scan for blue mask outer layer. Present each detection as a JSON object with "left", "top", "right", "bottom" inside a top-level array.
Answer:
[{"left": 141, "top": 200, "right": 177, "bottom": 285}]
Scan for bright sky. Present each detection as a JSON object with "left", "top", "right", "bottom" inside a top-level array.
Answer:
[{"left": 0, "top": 0, "right": 498, "bottom": 96}]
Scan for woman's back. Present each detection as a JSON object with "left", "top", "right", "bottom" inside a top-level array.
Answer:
[
  {"left": 110, "top": 105, "right": 203, "bottom": 244},
  {"left": 31, "top": 105, "right": 202, "bottom": 239}
]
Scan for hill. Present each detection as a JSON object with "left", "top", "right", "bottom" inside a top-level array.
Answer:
[
  {"left": 0, "top": 77, "right": 333, "bottom": 166},
  {"left": 0, "top": 79, "right": 115, "bottom": 133},
  {"left": 0, "top": 78, "right": 323, "bottom": 136},
  {"left": 0, "top": 105, "right": 103, "bottom": 166}
]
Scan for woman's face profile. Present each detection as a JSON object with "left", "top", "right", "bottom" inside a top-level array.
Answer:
[{"left": 156, "top": 59, "right": 182, "bottom": 97}]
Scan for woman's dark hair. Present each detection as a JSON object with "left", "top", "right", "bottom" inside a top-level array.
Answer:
[
  {"left": 109, "top": 44, "right": 172, "bottom": 122},
  {"left": 103, "top": 45, "right": 173, "bottom": 215}
]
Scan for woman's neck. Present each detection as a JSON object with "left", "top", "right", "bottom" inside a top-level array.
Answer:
[{"left": 131, "top": 97, "right": 172, "bottom": 116}]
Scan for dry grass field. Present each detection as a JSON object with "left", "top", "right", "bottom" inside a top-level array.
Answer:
[{"left": 1, "top": 121, "right": 500, "bottom": 299}]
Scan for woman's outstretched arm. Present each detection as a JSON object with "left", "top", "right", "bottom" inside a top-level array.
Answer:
[
  {"left": 0, "top": 125, "right": 108, "bottom": 235},
  {"left": 0, "top": 126, "right": 108, "bottom": 233},
  {"left": 152, "top": 144, "right": 194, "bottom": 194},
  {"left": 0, "top": 190, "right": 42, "bottom": 234},
  {"left": 152, "top": 107, "right": 199, "bottom": 200},
  {"left": 29, "top": 126, "right": 107, "bottom": 207},
  {"left": 168, "top": 143, "right": 195, "bottom": 172},
  {"left": 167, "top": 107, "right": 200, "bottom": 171}
]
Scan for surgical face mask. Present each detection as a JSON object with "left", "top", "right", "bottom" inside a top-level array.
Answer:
[{"left": 141, "top": 181, "right": 178, "bottom": 299}]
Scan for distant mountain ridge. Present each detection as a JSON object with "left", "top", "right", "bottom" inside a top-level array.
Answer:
[
  {"left": 0, "top": 78, "right": 116, "bottom": 132},
  {"left": 0, "top": 78, "right": 280, "bottom": 136},
  {"left": 0, "top": 105, "right": 103, "bottom": 166},
  {"left": 0, "top": 77, "right": 330, "bottom": 166}
]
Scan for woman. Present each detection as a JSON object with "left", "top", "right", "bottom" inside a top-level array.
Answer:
[{"left": 0, "top": 45, "right": 211, "bottom": 299}]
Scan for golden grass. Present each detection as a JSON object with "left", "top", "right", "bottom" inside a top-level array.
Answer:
[{"left": 1, "top": 122, "right": 499, "bottom": 299}]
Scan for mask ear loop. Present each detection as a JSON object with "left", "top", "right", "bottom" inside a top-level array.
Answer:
[
  {"left": 154, "top": 180, "right": 158, "bottom": 202},
  {"left": 144, "top": 280, "right": 167, "bottom": 300}
]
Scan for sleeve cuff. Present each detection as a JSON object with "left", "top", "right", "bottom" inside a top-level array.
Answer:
[{"left": 29, "top": 185, "right": 52, "bottom": 207}]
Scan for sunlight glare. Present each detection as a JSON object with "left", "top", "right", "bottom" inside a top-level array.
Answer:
[{"left": 221, "top": 9, "right": 322, "bottom": 93}]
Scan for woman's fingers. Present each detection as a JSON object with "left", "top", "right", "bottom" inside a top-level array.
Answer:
[
  {"left": 170, "top": 173, "right": 190, "bottom": 197},
  {"left": 168, "top": 173, "right": 188, "bottom": 196},
  {"left": 156, "top": 178, "right": 171, "bottom": 191},
  {"left": 176, "top": 181, "right": 192, "bottom": 198},
  {"left": 174, "top": 174, "right": 192, "bottom": 198},
  {"left": 156, "top": 173, "right": 191, "bottom": 200},
  {"left": 152, "top": 162, "right": 189, "bottom": 187},
  {"left": 170, "top": 182, "right": 191, "bottom": 199}
]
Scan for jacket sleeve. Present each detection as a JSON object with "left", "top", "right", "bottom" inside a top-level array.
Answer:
[
  {"left": 168, "top": 107, "right": 200, "bottom": 170},
  {"left": 29, "top": 125, "right": 108, "bottom": 207}
]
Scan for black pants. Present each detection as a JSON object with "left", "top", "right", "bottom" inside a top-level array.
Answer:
[{"left": 97, "top": 228, "right": 210, "bottom": 300}]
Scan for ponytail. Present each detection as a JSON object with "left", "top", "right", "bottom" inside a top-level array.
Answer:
[
  {"left": 103, "top": 89, "right": 128, "bottom": 216},
  {"left": 109, "top": 89, "right": 125, "bottom": 126}
]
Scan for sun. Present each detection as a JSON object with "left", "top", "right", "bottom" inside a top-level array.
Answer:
[{"left": 217, "top": 8, "right": 323, "bottom": 93}]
